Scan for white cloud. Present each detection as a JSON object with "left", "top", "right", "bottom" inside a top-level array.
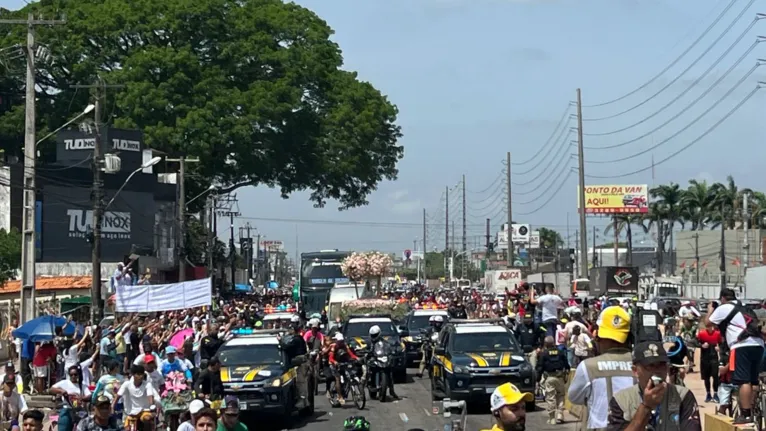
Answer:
[
  {"left": 390, "top": 199, "right": 423, "bottom": 214},
  {"left": 388, "top": 190, "right": 410, "bottom": 200}
]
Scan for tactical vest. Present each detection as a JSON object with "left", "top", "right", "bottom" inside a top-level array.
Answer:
[
  {"left": 612, "top": 384, "right": 690, "bottom": 431},
  {"left": 581, "top": 348, "right": 635, "bottom": 431},
  {"left": 541, "top": 348, "right": 568, "bottom": 374}
]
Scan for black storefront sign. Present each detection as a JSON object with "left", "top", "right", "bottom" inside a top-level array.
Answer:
[
  {"left": 55, "top": 128, "right": 145, "bottom": 171},
  {"left": 605, "top": 266, "right": 639, "bottom": 294},
  {"left": 41, "top": 185, "right": 156, "bottom": 262}
]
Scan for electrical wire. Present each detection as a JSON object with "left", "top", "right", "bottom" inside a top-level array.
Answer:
[
  {"left": 468, "top": 171, "right": 504, "bottom": 194},
  {"left": 584, "top": 3, "right": 758, "bottom": 121},
  {"left": 513, "top": 150, "right": 574, "bottom": 194},
  {"left": 468, "top": 193, "right": 506, "bottom": 213},
  {"left": 511, "top": 129, "right": 573, "bottom": 181},
  {"left": 586, "top": 65, "right": 756, "bottom": 163},
  {"left": 582, "top": 0, "right": 740, "bottom": 108},
  {"left": 511, "top": 104, "right": 572, "bottom": 166},
  {"left": 514, "top": 165, "right": 574, "bottom": 206},
  {"left": 516, "top": 170, "right": 574, "bottom": 216},
  {"left": 585, "top": 85, "right": 760, "bottom": 179},
  {"left": 468, "top": 182, "right": 505, "bottom": 205},
  {"left": 584, "top": 28, "right": 759, "bottom": 137}
]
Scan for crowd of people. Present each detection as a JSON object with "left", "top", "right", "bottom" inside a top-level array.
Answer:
[{"left": 0, "top": 281, "right": 762, "bottom": 431}]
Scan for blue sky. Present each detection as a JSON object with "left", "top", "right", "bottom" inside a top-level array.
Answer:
[{"left": 7, "top": 0, "right": 766, "bottom": 257}]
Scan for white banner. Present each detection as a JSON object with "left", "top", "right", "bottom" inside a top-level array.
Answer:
[
  {"left": 115, "top": 278, "right": 212, "bottom": 312},
  {"left": 530, "top": 231, "right": 540, "bottom": 249}
]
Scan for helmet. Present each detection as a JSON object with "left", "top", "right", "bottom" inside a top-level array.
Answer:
[
  {"left": 290, "top": 315, "right": 301, "bottom": 324},
  {"left": 433, "top": 315, "right": 444, "bottom": 324},
  {"left": 343, "top": 416, "right": 370, "bottom": 430},
  {"left": 369, "top": 325, "right": 381, "bottom": 336},
  {"left": 334, "top": 333, "right": 345, "bottom": 342},
  {"left": 309, "top": 319, "right": 320, "bottom": 328},
  {"left": 428, "top": 316, "right": 436, "bottom": 323}
]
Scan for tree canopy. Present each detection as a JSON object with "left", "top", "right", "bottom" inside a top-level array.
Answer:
[
  {"left": 0, "top": 228, "right": 21, "bottom": 284},
  {"left": 0, "top": 0, "right": 403, "bottom": 209}
]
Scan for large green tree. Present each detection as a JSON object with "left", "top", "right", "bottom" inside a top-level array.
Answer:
[
  {"left": 0, "top": 228, "right": 21, "bottom": 285},
  {"left": 0, "top": 0, "right": 403, "bottom": 209}
]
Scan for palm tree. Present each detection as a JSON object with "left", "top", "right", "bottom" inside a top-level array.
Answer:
[
  {"left": 681, "top": 179, "right": 716, "bottom": 230},
  {"left": 604, "top": 215, "right": 644, "bottom": 265},
  {"left": 650, "top": 184, "right": 685, "bottom": 272},
  {"left": 749, "top": 191, "right": 766, "bottom": 228},
  {"left": 710, "top": 175, "right": 751, "bottom": 229}
]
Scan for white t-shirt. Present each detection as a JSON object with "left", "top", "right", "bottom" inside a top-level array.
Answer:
[
  {"left": 709, "top": 302, "right": 765, "bottom": 349},
  {"left": 176, "top": 421, "right": 194, "bottom": 431},
  {"left": 118, "top": 378, "right": 158, "bottom": 415},
  {"left": 64, "top": 345, "right": 79, "bottom": 370},
  {"left": 679, "top": 306, "right": 700, "bottom": 319},
  {"left": 52, "top": 379, "right": 92, "bottom": 409},
  {"left": 537, "top": 294, "right": 563, "bottom": 322},
  {"left": 0, "top": 390, "right": 28, "bottom": 419}
]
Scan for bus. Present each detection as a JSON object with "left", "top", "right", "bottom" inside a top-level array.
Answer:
[{"left": 299, "top": 250, "right": 351, "bottom": 315}]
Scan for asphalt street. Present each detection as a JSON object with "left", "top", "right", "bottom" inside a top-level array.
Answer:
[{"left": 250, "top": 370, "right": 581, "bottom": 431}]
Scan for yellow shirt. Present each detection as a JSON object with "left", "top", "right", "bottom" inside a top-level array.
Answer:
[{"left": 480, "top": 426, "right": 503, "bottom": 431}]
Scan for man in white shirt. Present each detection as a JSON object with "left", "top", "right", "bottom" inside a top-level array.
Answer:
[
  {"left": 679, "top": 301, "right": 701, "bottom": 320},
  {"left": 707, "top": 288, "right": 765, "bottom": 425},
  {"left": 530, "top": 285, "right": 563, "bottom": 338},
  {"left": 0, "top": 362, "right": 23, "bottom": 394},
  {"left": 113, "top": 365, "right": 157, "bottom": 417}
]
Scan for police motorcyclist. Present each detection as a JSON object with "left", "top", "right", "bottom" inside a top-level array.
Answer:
[
  {"left": 280, "top": 315, "right": 310, "bottom": 403},
  {"left": 416, "top": 316, "right": 444, "bottom": 378},
  {"left": 514, "top": 315, "right": 544, "bottom": 368},
  {"left": 368, "top": 325, "right": 399, "bottom": 400},
  {"left": 199, "top": 324, "right": 223, "bottom": 365},
  {"left": 448, "top": 300, "right": 468, "bottom": 320},
  {"left": 535, "top": 336, "right": 569, "bottom": 424}
]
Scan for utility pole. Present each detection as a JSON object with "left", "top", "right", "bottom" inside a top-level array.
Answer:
[
  {"left": 206, "top": 195, "right": 215, "bottom": 282},
  {"left": 506, "top": 152, "right": 513, "bottom": 267},
  {"left": 2, "top": 14, "right": 65, "bottom": 323},
  {"left": 445, "top": 186, "right": 449, "bottom": 277},
  {"left": 422, "top": 209, "right": 427, "bottom": 281},
  {"left": 462, "top": 174, "right": 466, "bottom": 279},
  {"left": 613, "top": 216, "right": 619, "bottom": 266},
  {"left": 744, "top": 192, "right": 750, "bottom": 295},
  {"left": 574, "top": 230, "right": 580, "bottom": 277},
  {"left": 414, "top": 239, "right": 420, "bottom": 282},
  {"left": 216, "top": 195, "right": 240, "bottom": 291},
  {"left": 592, "top": 225, "right": 597, "bottom": 268},
  {"left": 485, "top": 218, "right": 491, "bottom": 264},
  {"left": 71, "top": 79, "right": 124, "bottom": 323},
  {"left": 720, "top": 201, "right": 727, "bottom": 291},
  {"left": 166, "top": 156, "right": 200, "bottom": 281},
  {"left": 576, "top": 89, "right": 589, "bottom": 280},
  {"left": 245, "top": 224, "right": 254, "bottom": 282},
  {"left": 655, "top": 221, "right": 664, "bottom": 276},
  {"left": 694, "top": 233, "right": 700, "bottom": 283}
]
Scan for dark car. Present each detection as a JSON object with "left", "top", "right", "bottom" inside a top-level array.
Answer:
[
  {"left": 430, "top": 319, "right": 535, "bottom": 408},
  {"left": 401, "top": 309, "right": 450, "bottom": 366},
  {"left": 218, "top": 330, "right": 314, "bottom": 420}
]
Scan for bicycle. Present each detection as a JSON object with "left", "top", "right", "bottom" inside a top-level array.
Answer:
[{"left": 328, "top": 362, "right": 365, "bottom": 410}]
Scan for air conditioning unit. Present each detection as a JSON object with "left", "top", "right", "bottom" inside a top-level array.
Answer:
[{"left": 103, "top": 154, "right": 121, "bottom": 173}]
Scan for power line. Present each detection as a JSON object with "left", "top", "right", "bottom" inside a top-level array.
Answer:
[
  {"left": 514, "top": 165, "right": 574, "bottom": 206},
  {"left": 584, "top": 29, "right": 760, "bottom": 137},
  {"left": 468, "top": 182, "right": 505, "bottom": 205},
  {"left": 512, "top": 128, "right": 573, "bottom": 180},
  {"left": 585, "top": 85, "right": 760, "bottom": 179},
  {"left": 516, "top": 170, "right": 574, "bottom": 216},
  {"left": 582, "top": 0, "right": 741, "bottom": 108},
  {"left": 467, "top": 170, "right": 504, "bottom": 194},
  {"left": 583, "top": 4, "right": 758, "bottom": 120},
  {"left": 513, "top": 150, "right": 574, "bottom": 193},
  {"left": 585, "top": 65, "right": 757, "bottom": 164},
  {"left": 510, "top": 104, "right": 572, "bottom": 166}
]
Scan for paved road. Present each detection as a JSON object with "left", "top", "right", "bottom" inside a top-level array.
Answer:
[{"left": 249, "top": 370, "right": 580, "bottom": 430}]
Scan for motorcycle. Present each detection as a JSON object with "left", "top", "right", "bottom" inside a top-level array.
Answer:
[
  {"left": 59, "top": 394, "right": 88, "bottom": 431},
  {"left": 125, "top": 407, "right": 158, "bottom": 431},
  {"left": 328, "top": 362, "right": 366, "bottom": 410},
  {"left": 418, "top": 330, "right": 439, "bottom": 379},
  {"left": 309, "top": 350, "right": 322, "bottom": 396},
  {"left": 365, "top": 340, "right": 395, "bottom": 402}
]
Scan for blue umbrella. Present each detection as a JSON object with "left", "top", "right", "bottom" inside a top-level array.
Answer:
[{"left": 12, "top": 315, "right": 77, "bottom": 342}]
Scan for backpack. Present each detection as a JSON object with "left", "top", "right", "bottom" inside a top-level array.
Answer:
[
  {"left": 718, "top": 302, "right": 761, "bottom": 343},
  {"left": 631, "top": 308, "right": 662, "bottom": 344}
]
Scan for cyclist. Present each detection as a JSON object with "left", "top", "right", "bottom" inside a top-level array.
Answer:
[
  {"left": 665, "top": 336, "right": 689, "bottom": 386},
  {"left": 328, "top": 333, "right": 358, "bottom": 405},
  {"left": 50, "top": 365, "right": 91, "bottom": 431},
  {"left": 343, "top": 416, "right": 370, "bottom": 430},
  {"left": 113, "top": 365, "right": 157, "bottom": 431},
  {"left": 416, "top": 316, "right": 444, "bottom": 378}
]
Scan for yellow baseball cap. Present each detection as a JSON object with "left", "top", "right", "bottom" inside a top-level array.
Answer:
[
  {"left": 489, "top": 383, "right": 533, "bottom": 412},
  {"left": 596, "top": 305, "right": 631, "bottom": 343}
]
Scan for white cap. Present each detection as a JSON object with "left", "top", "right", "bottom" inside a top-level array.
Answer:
[
  {"left": 369, "top": 325, "right": 381, "bottom": 336},
  {"left": 334, "top": 333, "right": 344, "bottom": 341},
  {"left": 309, "top": 319, "right": 320, "bottom": 328},
  {"left": 189, "top": 399, "right": 205, "bottom": 415}
]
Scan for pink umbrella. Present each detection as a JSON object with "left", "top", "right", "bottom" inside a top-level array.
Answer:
[{"left": 168, "top": 328, "right": 194, "bottom": 349}]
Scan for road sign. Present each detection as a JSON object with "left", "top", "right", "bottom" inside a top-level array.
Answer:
[{"left": 529, "top": 231, "right": 540, "bottom": 249}]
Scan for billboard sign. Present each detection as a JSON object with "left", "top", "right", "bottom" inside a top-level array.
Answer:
[
  {"left": 529, "top": 231, "right": 540, "bottom": 249},
  {"left": 56, "top": 128, "right": 145, "bottom": 170},
  {"left": 260, "top": 240, "right": 284, "bottom": 251},
  {"left": 578, "top": 184, "right": 648, "bottom": 214},
  {"left": 41, "top": 185, "right": 156, "bottom": 262},
  {"left": 497, "top": 223, "right": 531, "bottom": 249}
]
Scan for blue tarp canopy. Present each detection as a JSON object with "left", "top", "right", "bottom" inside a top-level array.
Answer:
[
  {"left": 12, "top": 315, "right": 78, "bottom": 342},
  {"left": 234, "top": 284, "right": 251, "bottom": 292}
]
